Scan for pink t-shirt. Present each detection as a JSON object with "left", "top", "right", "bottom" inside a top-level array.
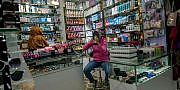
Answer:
[{"left": 83, "top": 37, "right": 109, "bottom": 62}]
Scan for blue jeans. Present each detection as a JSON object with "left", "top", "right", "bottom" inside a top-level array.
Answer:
[{"left": 83, "top": 61, "right": 110, "bottom": 83}]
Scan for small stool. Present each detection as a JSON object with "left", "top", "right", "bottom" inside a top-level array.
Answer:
[{"left": 93, "top": 67, "right": 103, "bottom": 87}]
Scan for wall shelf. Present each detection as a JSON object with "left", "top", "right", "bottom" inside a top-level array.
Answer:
[
  {"left": 105, "top": 20, "right": 140, "bottom": 27},
  {"left": 103, "top": 0, "right": 131, "bottom": 10},
  {"left": 104, "top": 7, "right": 139, "bottom": 19},
  {"left": 15, "top": 2, "right": 59, "bottom": 7},
  {"left": 84, "top": 1, "right": 101, "bottom": 11}
]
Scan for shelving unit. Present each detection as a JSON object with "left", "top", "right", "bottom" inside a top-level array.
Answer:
[
  {"left": 17, "top": 0, "right": 61, "bottom": 48},
  {"left": 83, "top": 0, "right": 103, "bottom": 43},
  {"left": 83, "top": 0, "right": 143, "bottom": 47},
  {"left": 0, "top": 0, "right": 20, "bottom": 29},
  {"left": 142, "top": 0, "right": 166, "bottom": 46},
  {"left": 64, "top": 1, "right": 85, "bottom": 51},
  {"left": 103, "top": 0, "right": 143, "bottom": 48}
]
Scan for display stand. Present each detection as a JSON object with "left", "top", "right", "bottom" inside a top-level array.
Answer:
[{"left": 0, "top": 28, "right": 34, "bottom": 90}]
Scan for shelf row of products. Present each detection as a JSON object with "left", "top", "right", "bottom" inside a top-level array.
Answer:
[
  {"left": 18, "top": 4, "right": 58, "bottom": 14},
  {"left": 105, "top": 0, "right": 139, "bottom": 16},
  {"left": 84, "top": 4, "right": 101, "bottom": 17},
  {"left": 65, "top": 1, "right": 82, "bottom": 10},
  {"left": 107, "top": 32, "right": 142, "bottom": 43},
  {"left": 90, "top": 13, "right": 103, "bottom": 22},
  {"left": 85, "top": 17, "right": 140, "bottom": 31},
  {"left": 143, "top": 20, "right": 162, "bottom": 30},
  {"left": 67, "top": 32, "right": 86, "bottom": 39},
  {"left": 106, "top": 24, "right": 141, "bottom": 34},
  {"left": 66, "top": 26, "right": 84, "bottom": 32},
  {"left": 110, "top": 46, "right": 164, "bottom": 60},
  {"left": 66, "top": 18, "right": 84, "bottom": 25},
  {"left": 20, "top": 17, "right": 60, "bottom": 23},
  {"left": 84, "top": 0, "right": 100, "bottom": 9},
  {"left": 20, "top": 33, "right": 57, "bottom": 44},
  {"left": 17, "top": 0, "right": 59, "bottom": 6},
  {"left": 144, "top": 29, "right": 164, "bottom": 39},
  {"left": 104, "top": 0, "right": 138, "bottom": 9},
  {"left": 66, "top": 10, "right": 83, "bottom": 17},
  {"left": 85, "top": 12, "right": 102, "bottom": 24},
  {"left": 21, "top": 25, "right": 54, "bottom": 32},
  {"left": 105, "top": 14, "right": 139, "bottom": 27}
]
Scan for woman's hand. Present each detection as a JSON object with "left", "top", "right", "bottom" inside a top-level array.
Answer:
[{"left": 93, "top": 39, "right": 99, "bottom": 45}]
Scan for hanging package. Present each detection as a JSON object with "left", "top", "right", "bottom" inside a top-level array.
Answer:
[{"left": 167, "top": 0, "right": 177, "bottom": 26}]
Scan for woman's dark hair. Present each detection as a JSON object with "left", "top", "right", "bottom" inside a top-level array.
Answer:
[{"left": 93, "top": 31, "right": 100, "bottom": 40}]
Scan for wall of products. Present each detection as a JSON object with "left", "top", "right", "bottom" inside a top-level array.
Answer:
[
  {"left": 84, "top": 0, "right": 143, "bottom": 46},
  {"left": 142, "top": 0, "right": 166, "bottom": 47},
  {"left": 104, "top": 0, "right": 142, "bottom": 47},
  {"left": 65, "top": 1, "right": 85, "bottom": 51},
  {"left": 84, "top": 0, "right": 103, "bottom": 43},
  {"left": 17, "top": 0, "right": 61, "bottom": 45}
]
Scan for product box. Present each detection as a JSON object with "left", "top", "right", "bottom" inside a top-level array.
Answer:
[{"left": 89, "top": 0, "right": 96, "bottom": 7}]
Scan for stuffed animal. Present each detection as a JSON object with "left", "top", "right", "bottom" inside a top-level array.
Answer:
[{"left": 28, "top": 26, "right": 49, "bottom": 51}]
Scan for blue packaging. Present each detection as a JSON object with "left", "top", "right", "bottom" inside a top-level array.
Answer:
[
  {"left": 92, "top": 23, "right": 96, "bottom": 29},
  {"left": 147, "top": 73, "right": 155, "bottom": 78},
  {"left": 40, "top": 18, "right": 47, "bottom": 22}
]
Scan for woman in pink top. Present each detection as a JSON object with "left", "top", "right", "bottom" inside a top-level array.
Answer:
[{"left": 83, "top": 31, "right": 110, "bottom": 87}]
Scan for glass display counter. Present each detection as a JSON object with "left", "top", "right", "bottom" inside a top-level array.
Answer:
[{"left": 110, "top": 54, "right": 175, "bottom": 90}]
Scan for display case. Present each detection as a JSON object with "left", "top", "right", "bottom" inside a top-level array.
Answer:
[{"left": 110, "top": 54, "right": 175, "bottom": 90}]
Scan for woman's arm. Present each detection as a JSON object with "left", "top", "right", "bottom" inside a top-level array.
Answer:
[
  {"left": 98, "top": 37, "right": 107, "bottom": 51},
  {"left": 83, "top": 40, "right": 94, "bottom": 51}
]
